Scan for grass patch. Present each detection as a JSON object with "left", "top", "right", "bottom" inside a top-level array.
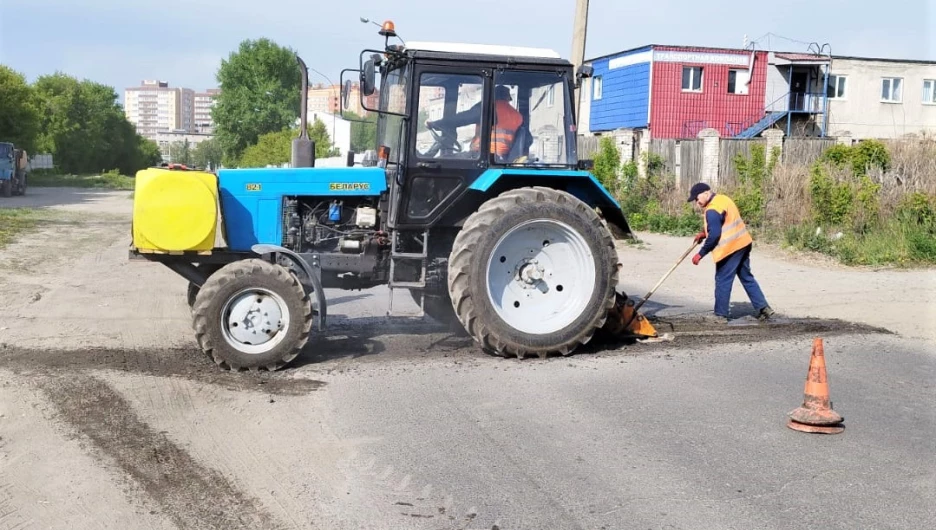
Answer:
[
  {"left": 0, "top": 208, "right": 46, "bottom": 249},
  {"left": 29, "top": 170, "right": 134, "bottom": 190}
]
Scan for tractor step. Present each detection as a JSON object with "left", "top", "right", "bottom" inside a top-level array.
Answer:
[
  {"left": 387, "top": 229, "right": 430, "bottom": 316},
  {"left": 388, "top": 281, "right": 426, "bottom": 289}
]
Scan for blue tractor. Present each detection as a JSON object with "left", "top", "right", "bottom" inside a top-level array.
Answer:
[
  {"left": 0, "top": 142, "right": 28, "bottom": 197},
  {"left": 129, "top": 22, "right": 656, "bottom": 371}
]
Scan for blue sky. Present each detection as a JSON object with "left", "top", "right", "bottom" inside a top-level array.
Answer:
[{"left": 1, "top": 0, "right": 933, "bottom": 103}]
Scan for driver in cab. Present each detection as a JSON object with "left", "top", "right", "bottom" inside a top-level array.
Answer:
[{"left": 424, "top": 85, "right": 523, "bottom": 158}]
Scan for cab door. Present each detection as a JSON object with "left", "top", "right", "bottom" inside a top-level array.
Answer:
[{"left": 397, "top": 64, "right": 491, "bottom": 228}]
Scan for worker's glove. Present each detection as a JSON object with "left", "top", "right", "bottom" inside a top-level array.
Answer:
[
  {"left": 693, "top": 231, "right": 706, "bottom": 244},
  {"left": 691, "top": 254, "right": 702, "bottom": 266}
]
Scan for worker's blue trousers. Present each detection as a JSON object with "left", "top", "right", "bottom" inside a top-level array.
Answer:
[{"left": 713, "top": 243, "right": 769, "bottom": 318}]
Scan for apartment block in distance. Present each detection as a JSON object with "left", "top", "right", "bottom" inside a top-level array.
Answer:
[
  {"left": 124, "top": 80, "right": 183, "bottom": 139},
  {"left": 308, "top": 82, "right": 379, "bottom": 117},
  {"left": 194, "top": 88, "right": 220, "bottom": 134},
  {"left": 125, "top": 81, "right": 218, "bottom": 139}
]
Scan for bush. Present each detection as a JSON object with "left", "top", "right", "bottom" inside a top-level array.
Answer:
[
  {"left": 819, "top": 139, "right": 890, "bottom": 176},
  {"left": 808, "top": 162, "right": 856, "bottom": 227},
  {"left": 731, "top": 143, "right": 779, "bottom": 228},
  {"left": 592, "top": 137, "right": 621, "bottom": 194},
  {"left": 595, "top": 134, "right": 934, "bottom": 266},
  {"left": 896, "top": 192, "right": 936, "bottom": 229}
]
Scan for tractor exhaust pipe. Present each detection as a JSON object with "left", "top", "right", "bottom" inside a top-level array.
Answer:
[{"left": 292, "top": 54, "right": 315, "bottom": 168}]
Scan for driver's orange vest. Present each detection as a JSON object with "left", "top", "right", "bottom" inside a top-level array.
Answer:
[
  {"left": 470, "top": 101, "right": 523, "bottom": 155},
  {"left": 703, "top": 194, "right": 754, "bottom": 263}
]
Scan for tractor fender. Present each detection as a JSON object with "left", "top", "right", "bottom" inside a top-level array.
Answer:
[
  {"left": 469, "top": 169, "right": 634, "bottom": 239},
  {"left": 251, "top": 244, "right": 327, "bottom": 331}
]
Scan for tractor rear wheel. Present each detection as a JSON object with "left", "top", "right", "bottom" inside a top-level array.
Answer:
[
  {"left": 192, "top": 259, "right": 312, "bottom": 371},
  {"left": 447, "top": 186, "right": 618, "bottom": 358}
]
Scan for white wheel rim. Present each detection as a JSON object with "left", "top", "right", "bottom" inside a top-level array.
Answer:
[
  {"left": 486, "top": 219, "right": 596, "bottom": 335},
  {"left": 220, "top": 288, "right": 290, "bottom": 355}
]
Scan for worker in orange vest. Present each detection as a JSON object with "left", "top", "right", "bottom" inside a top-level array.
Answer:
[
  {"left": 425, "top": 85, "right": 523, "bottom": 158},
  {"left": 687, "top": 182, "right": 775, "bottom": 323}
]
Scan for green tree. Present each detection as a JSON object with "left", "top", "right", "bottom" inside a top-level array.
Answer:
[
  {"left": 138, "top": 137, "right": 163, "bottom": 168},
  {"left": 212, "top": 38, "right": 302, "bottom": 165},
  {"left": 32, "top": 72, "right": 155, "bottom": 175},
  {"left": 343, "top": 111, "right": 377, "bottom": 153},
  {"left": 168, "top": 139, "right": 193, "bottom": 166},
  {"left": 0, "top": 65, "right": 40, "bottom": 153},
  {"left": 192, "top": 137, "right": 223, "bottom": 170},
  {"left": 309, "top": 118, "right": 339, "bottom": 157},
  {"left": 238, "top": 118, "right": 338, "bottom": 168}
]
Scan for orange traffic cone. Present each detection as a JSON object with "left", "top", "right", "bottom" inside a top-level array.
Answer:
[{"left": 787, "top": 337, "right": 845, "bottom": 434}]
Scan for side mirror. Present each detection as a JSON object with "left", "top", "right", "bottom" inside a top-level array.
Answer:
[
  {"left": 576, "top": 65, "right": 594, "bottom": 79},
  {"left": 361, "top": 56, "right": 378, "bottom": 96},
  {"left": 342, "top": 80, "right": 352, "bottom": 109}
]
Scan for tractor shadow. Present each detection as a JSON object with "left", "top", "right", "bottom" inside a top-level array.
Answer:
[
  {"left": 285, "top": 294, "right": 700, "bottom": 368},
  {"left": 287, "top": 314, "right": 475, "bottom": 368}
]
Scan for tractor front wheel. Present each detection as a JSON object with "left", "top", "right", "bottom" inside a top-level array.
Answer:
[
  {"left": 192, "top": 259, "right": 312, "bottom": 371},
  {"left": 447, "top": 186, "right": 618, "bottom": 358}
]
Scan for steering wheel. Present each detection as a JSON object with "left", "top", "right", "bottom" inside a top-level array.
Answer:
[{"left": 422, "top": 124, "right": 462, "bottom": 158}]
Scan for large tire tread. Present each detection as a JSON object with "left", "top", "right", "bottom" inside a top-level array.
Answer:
[
  {"left": 448, "top": 186, "right": 618, "bottom": 359},
  {"left": 192, "top": 259, "right": 312, "bottom": 371}
]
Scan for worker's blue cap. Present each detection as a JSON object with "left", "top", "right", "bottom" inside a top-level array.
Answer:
[{"left": 687, "top": 182, "right": 710, "bottom": 202}]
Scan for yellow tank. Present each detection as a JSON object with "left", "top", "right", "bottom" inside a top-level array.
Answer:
[{"left": 132, "top": 167, "right": 219, "bottom": 252}]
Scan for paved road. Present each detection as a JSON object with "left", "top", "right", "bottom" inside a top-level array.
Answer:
[{"left": 1, "top": 188, "right": 934, "bottom": 530}]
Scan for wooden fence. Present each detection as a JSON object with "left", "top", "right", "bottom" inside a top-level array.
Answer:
[
  {"left": 782, "top": 137, "right": 836, "bottom": 166},
  {"left": 678, "top": 140, "right": 703, "bottom": 189},
  {"left": 575, "top": 134, "right": 837, "bottom": 189},
  {"left": 718, "top": 138, "right": 765, "bottom": 188},
  {"left": 649, "top": 139, "right": 677, "bottom": 175},
  {"left": 577, "top": 136, "right": 600, "bottom": 158}
]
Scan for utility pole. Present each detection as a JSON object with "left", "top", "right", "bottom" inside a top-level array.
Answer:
[{"left": 571, "top": 0, "right": 590, "bottom": 120}]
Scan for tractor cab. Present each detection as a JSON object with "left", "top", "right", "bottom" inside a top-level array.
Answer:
[{"left": 342, "top": 23, "right": 595, "bottom": 229}]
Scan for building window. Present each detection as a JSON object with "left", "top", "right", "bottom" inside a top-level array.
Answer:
[
  {"left": 923, "top": 80, "right": 936, "bottom": 104},
  {"left": 547, "top": 85, "right": 555, "bottom": 107},
  {"left": 727, "top": 69, "right": 749, "bottom": 95},
  {"left": 881, "top": 77, "right": 902, "bottom": 103},
  {"left": 827, "top": 75, "right": 847, "bottom": 99},
  {"left": 682, "top": 66, "right": 702, "bottom": 92},
  {"left": 593, "top": 76, "right": 603, "bottom": 100}
]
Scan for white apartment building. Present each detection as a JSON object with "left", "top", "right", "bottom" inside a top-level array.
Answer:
[
  {"left": 124, "top": 80, "right": 181, "bottom": 139},
  {"left": 125, "top": 81, "right": 218, "bottom": 139},
  {"left": 825, "top": 56, "right": 936, "bottom": 140},
  {"left": 194, "top": 89, "right": 219, "bottom": 134}
]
